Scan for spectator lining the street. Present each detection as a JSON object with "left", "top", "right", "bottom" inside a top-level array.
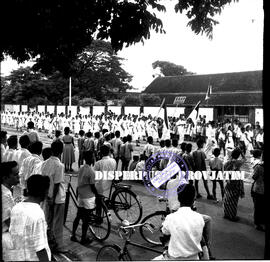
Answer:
[
  {"left": 223, "top": 148, "right": 245, "bottom": 222},
  {"left": 7, "top": 175, "right": 51, "bottom": 261},
  {"left": 71, "top": 150, "right": 99, "bottom": 244},
  {"left": 1, "top": 130, "right": 8, "bottom": 162},
  {"left": 209, "top": 148, "right": 224, "bottom": 203},
  {"left": 14, "top": 135, "right": 31, "bottom": 169},
  {"left": 77, "top": 130, "right": 86, "bottom": 168},
  {"left": 1, "top": 161, "right": 20, "bottom": 260},
  {"left": 251, "top": 150, "right": 265, "bottom": 231},
  {"left": 192, "top": 139, "right": 214, "bottom": 200},
  {"left": 62, "top": 126, "right": 75, "bottom": 172},
  {"left": 2, "top": 135, "right": 18, "bottom": 162},
  {"left": 20, "top": 141, "right": 43, "bottom": 196},
  {"left": 41, "top": 140, "right": 67, "bottom": 253},
  {"left": 153, "top": 184, "right": 209, "bottom": 260}
]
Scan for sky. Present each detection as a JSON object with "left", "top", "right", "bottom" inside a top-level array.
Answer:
[{"left": 0, "top": 0, "right": 264, "bottom": 92}]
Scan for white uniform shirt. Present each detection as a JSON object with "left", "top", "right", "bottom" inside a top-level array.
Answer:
[
  {"left": 2, "top": 148, "right": 17, "bottom": 163},
  {"left": 20, "top": 154, "right": 43, "bottom": 190},
  {"left": 7, "top": 202, "right": 51, "bottom": 261},
  {"left": 94, "top": 156, "right": 117, "bottom": 194},
  {"left": 40, "top": 156, "right": 66, "bottom": 204},
  {"left": 162, "top": 206, "right": 205, "bottom": 258},
  {"left": 14, "top": 148, "right": 31, "bottom": 169}
]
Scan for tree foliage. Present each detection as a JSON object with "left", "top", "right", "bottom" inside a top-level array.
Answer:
[
  {"left": 122, "top": 93, "right": 161, "bottom": 106},
  {"left": 79, "top": 98, "right": 103, "bottom": 107},
  {"left": 1, "top": 40, "right": 132, "bottom": 105},
  {"left": 152, "top": 61, "right": 194, "bottom": 76},
  {"left": 1, "top": 0, "right": 237, "bottom": 75},
  {"left": 122, "top": 94, "right": 141, "bottom": 106}
]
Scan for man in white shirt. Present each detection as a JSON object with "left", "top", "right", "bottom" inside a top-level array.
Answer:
[
  {"left": 20, "top": 141, "right": 43, "bottom": 196},
  {"left": 41, "top": 141, "right": 67, "bottom": 254},
  {"left": 153, "top": 184, "right": 207, "bottom": 260},
  {"left": 111, "top": 130, "right": 122, "bottom": 164},
  {"left": 2, "top": 135, "right": 18, "bottom": 162},
  {"left": 94, "top": 145, "right": 117, "bottom": 196},
  {"left": 255, "top": 128, "right": 264, "bottom": 149},
  {"left": 7, "top": 175, "right": 51, "bottom": 261},
  {"left": 1, "top": 130, "right": 7, "bottom": 162},
  {"left": 1, "top": 161, "right": 20, "bottom": 260},
  {"left": 14, "top": 135, "right": 31, "bottom": 169},
  {"left": 23, "top": 121, "right": 40, "bottom": 144}
]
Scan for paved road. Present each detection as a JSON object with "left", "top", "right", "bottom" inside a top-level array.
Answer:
[{"left": 2, "top": 126, "right": 265, "bottom": 260}]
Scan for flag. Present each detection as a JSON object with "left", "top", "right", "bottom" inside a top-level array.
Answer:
[
  {"left": 161, "top": 100, "right": 170, "bottom": 140},
  {"left": 205, "top": 84, "right": 212, "bottom": 100},
  {"left": 187, "top": 100, "right": 201, "bottom": 124},
  {"left": 156, "top": 98, "right": 165, "bottom": 117},
  {"left": 162, "top": 101, "right": 169, "bottom": 130}
]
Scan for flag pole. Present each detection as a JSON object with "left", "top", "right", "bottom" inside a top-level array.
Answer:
[
  {"left": 69, "top": 77, "right": 72, "bottom": 114},
  {"left": 156, "top": 98, "right": 165, "bottom": 118}
]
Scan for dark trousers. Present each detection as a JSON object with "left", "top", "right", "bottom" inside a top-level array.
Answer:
[
  {"left": 72, "top": 207, "right": 94, "bottom": 240},
  {"left": 212, "top": 180, "right": 224, "bottom": 200},
  {"left": 121, "top": 158, "right": 130, "bottom": 171},
  {"left": 252, "top": 192, "right": 265, "bottom": 226}
]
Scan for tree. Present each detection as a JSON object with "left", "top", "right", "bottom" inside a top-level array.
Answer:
[
  {"left": 71, "top": 40, "right": 133, "bottom": 102},
  {"left": 2, "top": 40, "right": 133, "bottom": 105},
  {"left": 1, "top": 0, "right": 238, "bottom": 75},
  {"left": 152, "top": 61, "right": 194, "bottom": 76},
  {"left": 79, "top": 98, "right": 103, "bottom": 107},
  {"left": 63, "top": 96, "right": 80, "bottom": 106},
  {"left": 122, "top": 94, "right": 141, "bottom": 106}
]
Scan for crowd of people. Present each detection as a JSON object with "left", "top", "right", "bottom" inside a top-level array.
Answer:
[{"left": 1, "top": 109, "right": 265, "bottom": 261}]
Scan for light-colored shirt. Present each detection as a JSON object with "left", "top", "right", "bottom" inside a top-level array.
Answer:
[
  {"left": 41, "top": 156, "right": 66, "bottom": 204},
  {"left": 256, "top": 133, "right": 264, "bottom": 143},
  {"left": 14, "top": 148, "right": 31, "bottom": 169},
  {"left": 1, "top": 184, "right": 15, "bottom": 233},
  {"left": 94, "top": 156, "right": 117, "bottom": 194},
  {"left": 2, "top": 148, "right": 17, "bottom": 163},
  {"left": 1, "top": 143, "right": 6, "bottom": 162},
  {"left": 78, "top": 164, "right": 95, "bottom": 199},
  {"left": 162, "top": 206, "right": 205, "bottom": 258},
  {"left": 209, "top": 157, "right": 223, "bottom": 171},
  {"left": 111, "top": 137, "right": 122, "bottom": 158},
  {"left": 166, "top": 177, "right": 181, "bottom": 212},
  {"left": 7, "top": 202, "right": 51, "bottom": 261},
  {"left": 23, "top": 129, "right": 39, "bottom": 143},
  {"left": 143, "top": 143, "right": 155, "bottom": 158},
  {"left": 20, "top": 154, "right": 43, "bottom": 190}
]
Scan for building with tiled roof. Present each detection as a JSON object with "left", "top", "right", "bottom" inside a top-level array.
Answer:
[{"left": 143, "top": 70, "right": 263, "bottom": 125}]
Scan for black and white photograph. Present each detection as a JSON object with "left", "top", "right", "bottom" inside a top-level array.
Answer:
[{"left": 1, "top": 0, "right": 266, "bottom": 261}]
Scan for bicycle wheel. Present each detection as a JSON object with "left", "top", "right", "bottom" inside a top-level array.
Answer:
[
  {"left": 140, "top": 211, "right": 167, "bottom": 246},
  {"left": 96, "top": 244, "right": 122, "bottom": 261},
  {"left": 89, "top": 200, "right": 111, "bottom": 241},
  {"left": 112, "top": 188, "right": 142, "bottom": 225}
]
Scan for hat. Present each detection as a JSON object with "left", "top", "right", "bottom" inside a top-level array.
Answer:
[{"left": 250, "top": 149, "right": 262, "bottom": 158}]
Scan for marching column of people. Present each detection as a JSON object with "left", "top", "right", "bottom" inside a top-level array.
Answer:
[{"left": 1, "top": 111, "right": 264, "bottom": 260}]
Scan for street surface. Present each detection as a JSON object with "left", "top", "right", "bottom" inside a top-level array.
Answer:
[{"left": 2, "top": 126, "right": 265, "bottom": 260}]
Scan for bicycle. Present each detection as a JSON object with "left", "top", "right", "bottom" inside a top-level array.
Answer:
[
  {"left": 64, "top": 173, "right": 112, "bottom": 241},
  {"left": 139, "top": 198, "right": 213, "bottom": 259},
  {"left": 139, "top": 197, "right": 169, "bottom": 245},
  {"left": 139, "top": 197, "right": 199, "bottom": 246},
  {"left": 96, "top": 221, "right": 164, "bottom": 261},
  {"left": 101, "top": 178, "right": 143, "bottom": 225}
]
